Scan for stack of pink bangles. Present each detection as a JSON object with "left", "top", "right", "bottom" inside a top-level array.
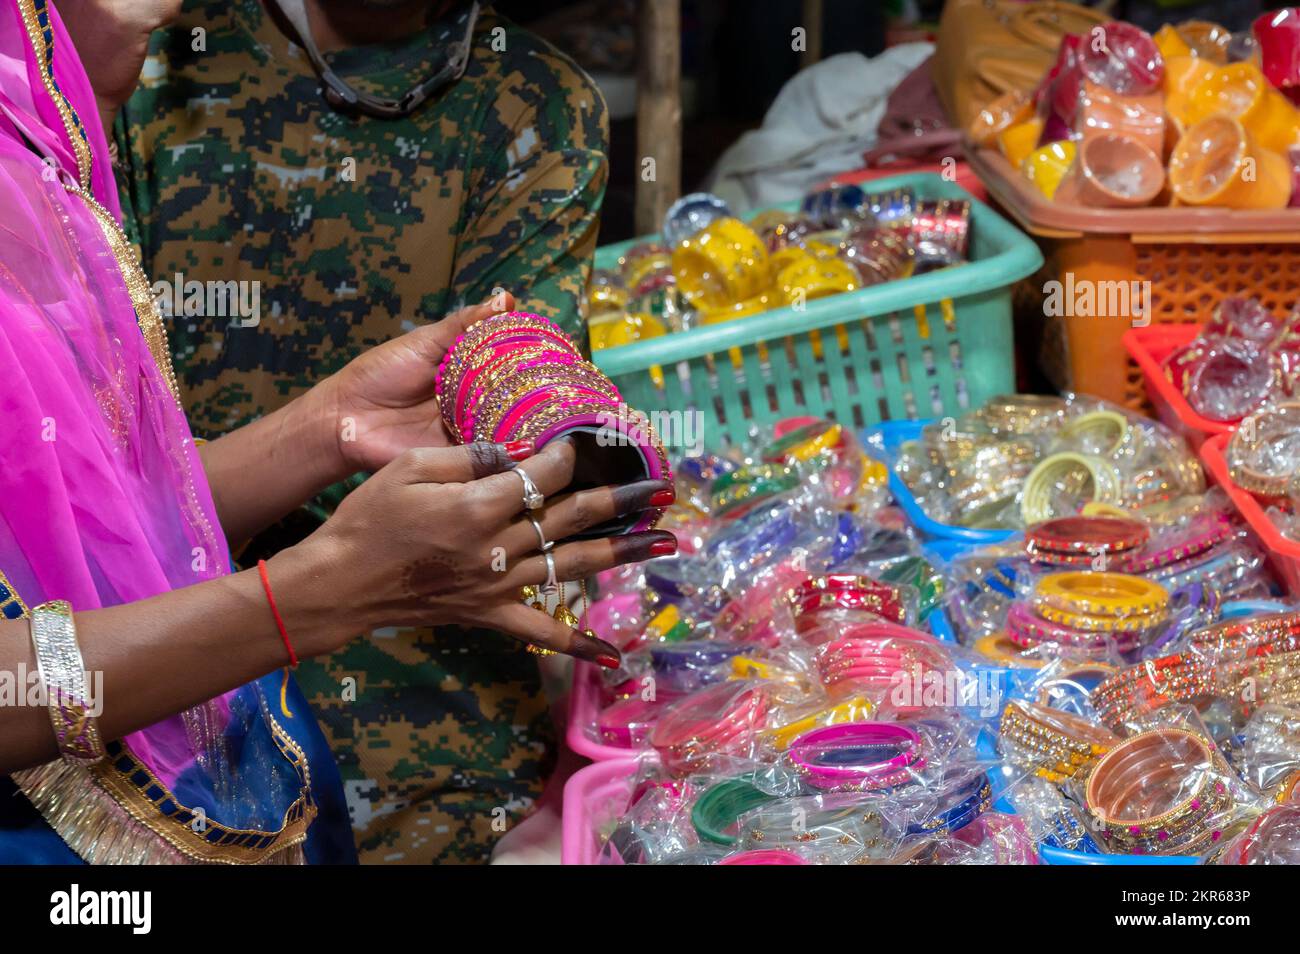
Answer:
[
  {"left": 435, "top": 310, "right": 672, "bottom": 534},
  {"left": 814, "top": 625, "right": 951, "bottom": 711},
  {"left": 649, "top": 681, "right": 772, "bottom": 777}
]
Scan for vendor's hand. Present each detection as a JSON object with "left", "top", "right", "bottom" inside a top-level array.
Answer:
[
  {"left": 278, "top": 437, "right": 676, "bottom": 664},
  {"left": 59, "top": 0, "right": 184, "bottom": 133},
  {"left": 320, "top": 292, "right": 517, "bottom": 474}
]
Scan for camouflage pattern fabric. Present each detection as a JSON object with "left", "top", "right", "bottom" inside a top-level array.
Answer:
[{"left": 113, "top": 0, "right": 608, "bottom": 863}]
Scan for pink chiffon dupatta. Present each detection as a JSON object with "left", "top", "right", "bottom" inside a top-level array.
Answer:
[{"left": 0, "top": 0, "right": 314, "bottom": 863}]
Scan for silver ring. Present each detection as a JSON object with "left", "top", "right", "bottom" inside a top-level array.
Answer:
[
  {"left": 516, "top": 468, "right": 544, "bottom": 510},
  {"left": 541, "top": 550, "right": 559, "bottom": 595},
  {"left": 528, "top": 516, "right": 554, "bottom": 552}
]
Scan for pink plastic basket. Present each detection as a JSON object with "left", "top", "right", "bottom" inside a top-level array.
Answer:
[
  {"left": 561, "top": 757, "right": 639, "bottom": 865},
  {"left": 1123, "top": 323, "right": 1234, "bottom": 452},
  {"left": 565, "top": 662, "right": 635, "bottom": 761}
]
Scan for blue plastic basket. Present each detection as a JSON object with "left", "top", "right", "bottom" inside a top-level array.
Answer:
[
  {"left": 864, "top": 419, "right": 1019, "bottom": 544},
  {"left": 1040, "top": 845, "right": 1204, "bottom": 865}
]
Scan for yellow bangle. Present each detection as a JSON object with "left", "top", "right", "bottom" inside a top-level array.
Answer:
[
  {"left": 1080, "top": 501, "right": 1134, "bottom": 519},
  {"left": 975, "top": 632, "right": 1044, "bottom": 667},
  {"left": 1059, "top": 410, "right": 1131, "bottom": 456},
  {"left": 1021, "top": 452, "right": 1123, "bottom": 525},
  {"left": 1035, "top": 601, "right": 1169, "bottom": 633},
  {"left": 764, "top": 695, "right": 874, "bottom": 751},
  {"left": 1035, "top": 572, "right": 1169, "bottom": 618},
  {"left": 588, "top": 311, "right": 666, "bottom": 351},
  {"left": 781, "top": 423, "right": 844, "bottom": 462},
  {"left": 776, "top": 255, "right": 858, "bottom": 304},
  {"left": 699, "top": 292, "right": 773, "bottom": 324},
  {"left": 671, "top": 216, "right": 770, "bottom": 309}
]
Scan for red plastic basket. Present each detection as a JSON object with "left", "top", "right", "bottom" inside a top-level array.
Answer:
[
  {"left": 1201, "top": 433, "right": 1300, "bottom": 597},
  {"left": 1123, "top": 324, "right": 1235, "bottom": 452}
]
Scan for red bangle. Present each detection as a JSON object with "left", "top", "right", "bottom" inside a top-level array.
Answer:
[{"left": 257, "top": 559, "right": 299, "bottom": 668}]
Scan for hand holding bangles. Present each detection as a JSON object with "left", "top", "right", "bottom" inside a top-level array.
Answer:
[{"left": 295, "top": 437, "right": 677, "bottom": 667}]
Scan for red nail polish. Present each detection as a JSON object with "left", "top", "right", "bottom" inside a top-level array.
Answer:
[
  {"left": 597, "top": 654, "right": 621, "bottom": 670},
  {"left": 504, "top": 440, "right": 534, "bottom": 462},
  {"left": 649, "top": 538, "right": 678, "bottom": 556},
  {"left": 649, "top": 489, "right": 676, "bottom": 507}
]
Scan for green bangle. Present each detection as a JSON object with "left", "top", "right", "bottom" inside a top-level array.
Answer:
[
  {"left": 710, "top": 465, "right": 802, "bottom": 516},
  {"left": 1059, "top": 410, "right": 1130, "bottom": 457},
  {"left": 692, "top": 777, "right": 778, "bottom": 846},
  {"left": 1021, "top": 452, "right": 1122, "bottom": 526},
  {"left": 880, "top": 556, "right": 945, "bottom": 618}
]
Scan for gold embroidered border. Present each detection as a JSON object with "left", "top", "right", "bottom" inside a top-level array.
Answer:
[
  {"left": 70, "top": 184, "right": 182, "bottom": 405},
  {"left": 5, "top": 581, "right": 314, "bottom": 864},
  {"left": 15, "top": 0, "right": 91, "bottom": 190}
]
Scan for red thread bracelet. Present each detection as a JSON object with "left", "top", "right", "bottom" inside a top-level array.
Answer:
[{"left": 257, "top": 559, "right": 299, "bottom": 668}]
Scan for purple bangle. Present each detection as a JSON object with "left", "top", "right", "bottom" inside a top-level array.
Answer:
[{"left": 788, "top": 722, "right": 924, "bottom": 791}]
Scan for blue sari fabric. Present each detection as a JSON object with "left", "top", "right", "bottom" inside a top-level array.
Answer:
[{"left": 1, "top": 673, "right": 356, "bottom": 865}]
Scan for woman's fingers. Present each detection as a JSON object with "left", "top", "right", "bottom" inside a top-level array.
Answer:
[
  {"left": 487, "top": 600, "right": 621, "bottom": 668},
  {"left": 503, "top": 530, "right": 677, "bottom": 590},
  {"left": 466, "top": 437, "right": 577, "bottom": 521},
  {"left": 414, "top": 291, "right": 517, "bottom": 359},
  {"left": 501, "top": 479, "right": 674, "bottom": 556},
  {"left": 397, "top": 441, "right": 524, "bottom": 484}
]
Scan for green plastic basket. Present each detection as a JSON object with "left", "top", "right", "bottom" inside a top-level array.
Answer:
[{"left": 591, "top": 173, "right": 1043, "bottom": 448}]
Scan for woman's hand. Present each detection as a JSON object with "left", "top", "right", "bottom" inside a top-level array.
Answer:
[
  {"left": 319, "top": 292, "right": 518, "bottom": 474},
  {"left": 275, "top": 437, "right": 676, "bottom": 665},
  {"left": 59, "top": 0, "right": 184, "bottom": 135},
  {"left": 200, "top": 293, "right": 520, "bottom": 543}
]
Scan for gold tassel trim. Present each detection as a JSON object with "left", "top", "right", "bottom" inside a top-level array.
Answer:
[{"left": 13, "top": 759, "right": 309, "bottom": 865}]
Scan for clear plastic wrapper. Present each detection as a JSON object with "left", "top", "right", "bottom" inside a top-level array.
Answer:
[
  {"left": 734, "top": 791, "right": 907, "bottom": 864},
  {"left": 1079, "top": 22, "right": 1165, "bottom": 97},
  {"left": 648, "top": 679, "right": 778, "bottom": 777},
  {"left": 597, "top": 766, "right": 698, "bottom": 865},
  {"left": 1076, "top": 79, "right": 1165, "bottom": 158},
  {"left": 1231, "top": 704, "right": 1300, "bottom": 801},
  {"left": 1164, "top": 300, "right": 1300, "bottom": 423},
  {"left": 1228, "top": 401, "right": 1300, "bottom": 498},
  {"left": 880, "top": 393, "right": 1203, "bottom": 532},
  {"left": 804, "top": 624, "right": 968, "bottom": 715},
  {"left": 757, "top": 418, "right": 892, "bottom": 514},
  {"left": 1003, "top": 774, "right": 1101, "bottom": 854},
  {"left": 998, "top": 698, "right": 1119, "bottom": 784},
  {"left": 908, "top": 811, "right": 1041, "bottom": 864},
  {"left": 644, "top": 640, "right": 748, "bottom": 696},
  {"left": 1208, "top": 803, "right": 1300, "bottom": 864},
  {"left": 1073, "top": 706, "right": 1265, "bottom": 856}
]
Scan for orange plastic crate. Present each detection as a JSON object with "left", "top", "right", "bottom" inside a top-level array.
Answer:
[{"left": 970, "top": 148, "right": 1300, "bottom": 411}]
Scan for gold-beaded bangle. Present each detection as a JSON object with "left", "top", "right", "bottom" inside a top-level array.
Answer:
[{"left": 999, "top": 699, "right": 1117, "bottom": 781}]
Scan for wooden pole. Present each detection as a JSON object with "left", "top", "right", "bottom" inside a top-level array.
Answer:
[
  {"left": 635, "top": 0, "right": 681, "bottom": 235},
  {"left": 801, "top": 0, "right": 823, "bottom": 69}
]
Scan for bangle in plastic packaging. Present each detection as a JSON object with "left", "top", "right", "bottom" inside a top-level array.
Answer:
[{"left": 1084, "top": 725, "right": 1236, "bottom": 855}]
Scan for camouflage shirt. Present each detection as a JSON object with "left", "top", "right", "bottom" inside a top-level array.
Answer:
[{"left": 114, "top": 0, "right": 608, "bottom": 863}]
